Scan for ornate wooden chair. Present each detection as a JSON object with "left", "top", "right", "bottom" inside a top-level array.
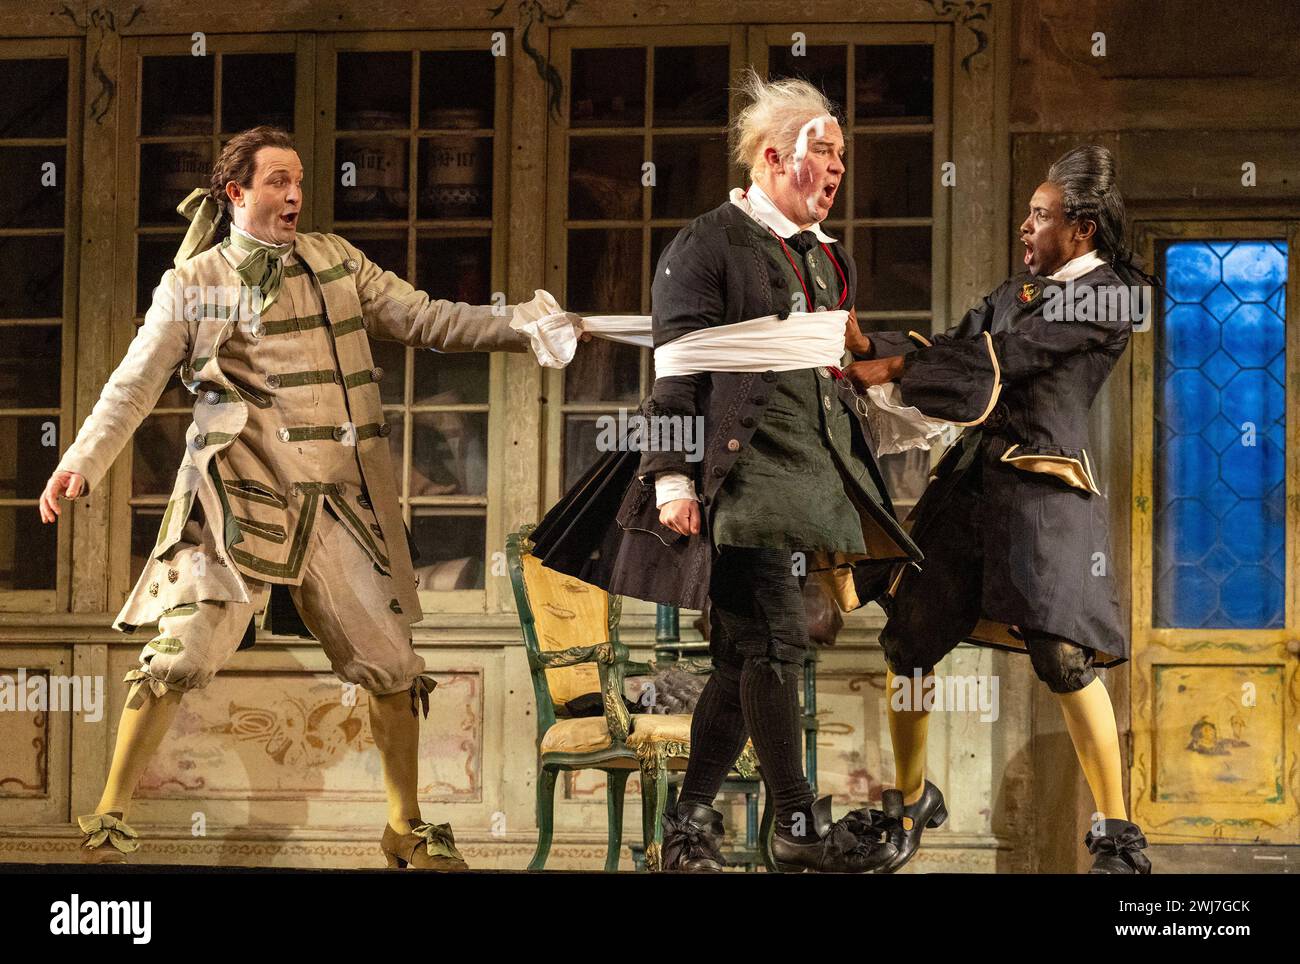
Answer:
[{"left": 507, "top": 525, "right": 760, "bottom": 871}]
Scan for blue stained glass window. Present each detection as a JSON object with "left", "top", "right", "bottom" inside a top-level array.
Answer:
[{"left": 1154, "top": 240, "right": 1287, "bottom": 628}]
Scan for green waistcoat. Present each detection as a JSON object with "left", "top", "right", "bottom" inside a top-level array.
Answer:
[{"left": 710, "top": 222, "right": 873, "bottom": 554}]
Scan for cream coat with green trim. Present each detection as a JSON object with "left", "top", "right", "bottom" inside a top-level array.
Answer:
[{"left": 57, "top": 231, "right": 529, "bottom": 632}]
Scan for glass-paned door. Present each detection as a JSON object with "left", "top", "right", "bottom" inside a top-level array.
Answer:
[
  {"left": 0, "top": 40, "right": 79, "bottom": 611},
  {"left": 755, "top": 25, "right": 949, "bottom": 512},
  {"left": 1131, "top": 221, "right": 1300, "bottom": 844},
  {"left": 544, "top": 27, "right": 746, "bottom": 513},
  {"left": 317, "top": 33, "right": 510, "bottom": 610},
  {"left": 116, "top": 36, "right": 309, "bottom": 593}
]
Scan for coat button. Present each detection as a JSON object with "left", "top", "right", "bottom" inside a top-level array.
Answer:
[
  {"left": 823, "top": 396, "right": 832, "bottom": 411},
  {"left": 726, "top": 439, "right": 740, "bottom": 452},
  {"left": 148, "top": 582, "right": 159, "bottom": 597},
  {"left": 278, "top": 427, "right": 290, "bottom": 442},
  {"left": 291, "top": 482, "right": 302, "bottom": 496},
  {"left": 192, "top": 433, "right": 207, "bottom": 448},
  {"left": 333, "top": 371, "right": 343, "bottom": 385},
  {"left": 816, "top": 366, "right": 830, "bottom": 378},
  {"left": 266, "top": 374, "right": 281, "bottom": 389},
  {"left": 250, "top": 321, "right": 266, "bottom": 338},
  {"left": 345, "top": 258, "right": 359, "bottom": 273},
  {"left": 712, "top": 466, "right": 725, "bottom": 478},
  {"left": 739, "top": 415, "right": 756, "bottom": 428},
  {"left": 358, "top": 493, "right": 372, "bottom": 509},
  {"left": 761, "top": 371, "right": 777, "bottom": 383},
  {"left": 203, "top": 390, "right": 220, "bottom": 405},
  {"left": 371, "top": 367, "right": 384, "bottom": 382},
  {"left": 379, "top": 423, "right": 391, "bottom": 437},
  {"left": 332, "top": 425, "right": 347, "bottom": 441},
  {"left": 167, "top": 568, "right": 178, "bottom": 583}
]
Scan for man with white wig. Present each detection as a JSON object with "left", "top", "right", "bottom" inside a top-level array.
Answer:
[{"left": 530, "top": 70, "right": 923, "bottom": 872}]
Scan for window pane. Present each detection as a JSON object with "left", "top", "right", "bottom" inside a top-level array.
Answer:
[
  {"left": 130, "top": 507, "right": 164, "bottom": 586},
  {"left": 0, "top": 325, "right": 61, "bottom": 408},
  {"left": 370, "top": 339, "right": 407, "bottom": 406},
  {"left": 854, "top": 45, "right": 933, "bottom": 123},
  {"left": 418, "top": 137, "right": 492, "bottom": 220},
  {"left": 0, "top": 505, "right": 55, "bottom": 590},
  {"left": 136, "top": 235, "right": 184, "bottom": 315},
  {"left": 140, "top": 142, "right": 212, "bottom": 227},
  {"left": 419, "top": 51, "right": 494, "bottom": 129},
  {"left": 411, "top": 411, "right": 488, "bottom": 497},
  {"left": 852, "top": 226, "right": 931, "bottom": 312},
  {"left": 0, "top": 236, "right": 62, "bottom": 318},
  {"left": 0, "top": 58, "right": 67, "bottom": 138},
  {"left": 349, "top": 231, "right": 408, "bottom": 277},
  {"left": 222, "top": 54, "right": 295, "bottom": 133},
  {"left": 570, "top": 48, "right": 645, "bottom": 128},
  {"left": 768, "top": 45, "right": 846, "bottom": 110},
  {"left": 415, "top": 233, "right": 490, "bottom": 304},
  {"left": 563, "top": 339, "right": 641, "bottom": 405},
  {"left": 1154, "top": 240, "right": 1287, "bottom": 628},
  {"left": 410, "top": 511, "right": 485, "bottom": 590},
  {"left": 569, "top": 136, "right": 642, "bottom": 220},
  {"left": 0, "top": 416, "right": 60, "bottom": 499},
  {"left": 413, "top": 353, "right": 488, "bottom": 406},
  {"left": 650, "top": 134, "right": 727, "bottom": 220},
  {"left": 386, "top": 411, "right": 405, "bottom": 471},
  {"left": 132, "top": 415, "right": 188, "bottom": 497},
  {"left": 653, "top": 46, "right": 729, "bottom": 127},
  {"left": 141, "top": 56, "right": 213, "bottom": 135},
  {"left": 854, "top": 134, "right": 931, "bottom": 218},
  {"left": 566, "top": 229, "right": 642, "bottom": 312},
  {"left": 335, "top": 137, "right": 409, "bottom": 221},
  {"left": 563, "top": 414, "right": 611, "bottom": 491},
  {"left": 336, "top": 52, "right": 410, "bottom": 130},
  {"left": 0, "top": 147, "right": 64, "bottom": 229}
]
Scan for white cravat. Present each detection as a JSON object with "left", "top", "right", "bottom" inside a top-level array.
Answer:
[{"left": 728, "top": 181, "right": 837, "bottom": 243}]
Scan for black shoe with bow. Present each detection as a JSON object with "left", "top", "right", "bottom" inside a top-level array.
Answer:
[
  {"left": 845, "top": 779, "right": 948, "bottom": 874},
  {"left": 661, "top": 802, "right": 728, "bottom": 872},
  {"left": 771, "top": 795, "right": 898, "bottom": 873},
  {"left": 1085, "top": 818, "right": 1152, "bottom": 874}
]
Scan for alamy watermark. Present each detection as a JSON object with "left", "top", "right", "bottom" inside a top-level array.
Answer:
[
  {"left": 1043, "top": 281, "right": 1153, "bottom": 332},
  {"left": 890, "top": 668, "right": 1000, "bottom": 723},
  {"left": 0, "top": 668, "right": 104, "bottom": 723},
  {"left": 594, "top": 407, "right": 704, "bottom": 462}
]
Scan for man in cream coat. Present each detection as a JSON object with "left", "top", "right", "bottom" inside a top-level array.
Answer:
[{"left": 39, "top": 126, "right": 572, "bottom": 869}]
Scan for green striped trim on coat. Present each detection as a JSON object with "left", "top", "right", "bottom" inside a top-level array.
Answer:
[
  {"left": 314, "top": 262, "right": 352, "bottom": 284},
  {"left": 259, "top": 313, "right": 328, "bottom": 336},
  {"left": 230, "top": 490, "right": 319, "bottom": 579},
  {"left": 234, "top": 517, "right": 288, "bottom": 545},
  {"left": 223, "top": 479, "right": 289, "bottom": 509},
  {"left": 329, "top": 493, "right": 391, "bottom": 569},
  {"left": 332, "top": 315, "right": 365, "bottom": 336},
  {"left": 275, "top": 369, "right": 340, "bottom": 388},
  {"left": 343, "top": 368, "right": 380, "bottom": 388}
]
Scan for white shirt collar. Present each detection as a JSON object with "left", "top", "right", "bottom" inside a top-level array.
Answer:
[
  {"left": 1047, "top": 248, "right": 1106, "bottom": 282},
  {"left": 729, "top": 181, "right": 837, "bottom": 244}
]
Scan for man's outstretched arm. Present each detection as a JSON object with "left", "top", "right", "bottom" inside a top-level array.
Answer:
[{"left": 40, "top": 271, "right": 190, "bottom": 520}]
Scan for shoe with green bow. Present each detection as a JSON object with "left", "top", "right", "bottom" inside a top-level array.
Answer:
[
  {"left": 380, "top": 819, "right": 469, "bottom": 871},
  {"left": 77, "top": 812, "right": 141, "bottom": 864}
]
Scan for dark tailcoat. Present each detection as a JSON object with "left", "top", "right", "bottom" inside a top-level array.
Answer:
[
  {"left": 531, "top": 201, "right": 921, "bottom": 611},
  {"left": 869, "top": 262, "right": 1132, "bottom": 664}
]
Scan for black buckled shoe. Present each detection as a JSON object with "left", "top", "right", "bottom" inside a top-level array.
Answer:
[
  {"left": 771, "top": 795, "right": 898, "bottom": 873},
  {"left": 661, "top": 802, "right": 728, "bottom": 872},
  {"left": 1085, "top": 819, "right": 1152, "bottom": 874},
  {"left": 846, "top": 779, "right": 948, "bottom": 874}
]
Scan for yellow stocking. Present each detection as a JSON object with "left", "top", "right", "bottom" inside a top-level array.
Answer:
[
  {"left": 1055, "top": 676, "right": 1127, "bottom": 821},
  {"left": 368, "top": 689, "right": 422, "bottom": 834},
  {"left": 886, "top": 670, "right": 932, "bottom": 807},
  {"left": 94, "top": 686, "right": 184, "bottom": 819}
]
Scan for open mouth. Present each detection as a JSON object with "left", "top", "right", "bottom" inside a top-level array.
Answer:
[
  {"left": 1022, "top": 240, "right": 1033, "bottom": 266},
  {"left": 280, "top": 211, "right": 299, "bottom": 228},
  {"left": 822, "top": 183, "right": 838, "bottom": 200}
]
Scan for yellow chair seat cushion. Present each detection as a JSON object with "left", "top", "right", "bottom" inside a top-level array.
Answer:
[{"left": 540, "top": 713, "right": 694, "bottom": 756}]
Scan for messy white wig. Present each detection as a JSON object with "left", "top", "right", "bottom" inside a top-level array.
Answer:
[{"left": 731, "top": 67, "right": 842, "bottom": 177}]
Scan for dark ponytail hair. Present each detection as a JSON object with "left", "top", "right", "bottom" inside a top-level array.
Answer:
[{"left": 1047, "top": 144, "right": 1155, "bottom": 289}]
